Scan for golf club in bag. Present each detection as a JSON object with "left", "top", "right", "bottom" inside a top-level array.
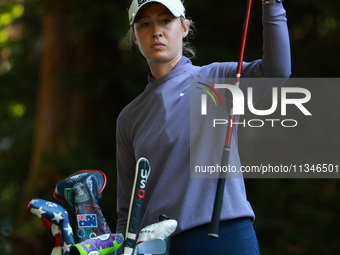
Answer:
[
  {"left": 54, "top": 169, "right": 111, "bottom": 242},
  {"left": 28, "top": 198, "right": 75, "bottom": 255},
  {"left": 123, "top": 158, "right": 151, "bottom": 254},
  {"left": 70, "top": 233, "right": 124, "bottom": 255}
]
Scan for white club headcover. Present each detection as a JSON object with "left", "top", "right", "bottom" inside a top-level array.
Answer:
[{"left": 136, "top": 219, "right": 177, "bottom": 244}]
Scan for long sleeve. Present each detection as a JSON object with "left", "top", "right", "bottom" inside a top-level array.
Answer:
[
  {"left": 116, "top": 114, "right": 136, "bottom": 236},
  {"left": 259, "top": 2, "right": 291, "bottom": 77},
  {"left": 239, "top": 2, "right": 291, "bottom": 78}
]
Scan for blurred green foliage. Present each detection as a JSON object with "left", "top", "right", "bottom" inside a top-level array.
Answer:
[{"left": 0, "top": 0, "right": 339, "bottom": 254}]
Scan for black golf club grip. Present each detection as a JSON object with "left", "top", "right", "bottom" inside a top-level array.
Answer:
[
  {"left": 124, "top": 158, "right": 151, "bottom": 254},
  {"left": 208, "top": 146, "right": 230, "bottom": 238}
]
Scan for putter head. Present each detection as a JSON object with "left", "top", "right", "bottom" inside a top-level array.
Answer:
[
  {"left": 53, "top": 169, "right": 111, "bottom": 242},
  {"left": 54, "top": 169, "right": 107, "bottom": 206},
  {"left": 134, "top": 238, "right": 166, "bottom": 255}
]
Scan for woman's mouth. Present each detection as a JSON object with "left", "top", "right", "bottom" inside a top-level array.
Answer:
[{"left": 152, "top": 42, "right": 165, "bottom": 49}]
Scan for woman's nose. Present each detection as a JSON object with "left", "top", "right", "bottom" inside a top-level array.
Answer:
[{"left": 152, "top": 25, "right": 163, "bottom": 38}]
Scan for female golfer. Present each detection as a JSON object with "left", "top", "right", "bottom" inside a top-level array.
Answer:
[{"left": 116, "top": 0, "right": 291, "bottom": 254}]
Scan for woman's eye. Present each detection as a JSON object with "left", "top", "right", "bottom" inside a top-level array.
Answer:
[
  {"left": 140, "top": 22, "right": 149, "bottom": 28},
  {"left": 162, "top": 19, "right": 170, "bottom": 25}
]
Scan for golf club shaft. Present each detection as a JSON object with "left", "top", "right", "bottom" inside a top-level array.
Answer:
[{"left": 209, "top": 0, "right": 253, "bottom": 238}]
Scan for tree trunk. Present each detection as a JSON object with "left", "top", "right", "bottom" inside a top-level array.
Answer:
[{"left": 15, "top": 1, "right": 92, "bottom": 252}]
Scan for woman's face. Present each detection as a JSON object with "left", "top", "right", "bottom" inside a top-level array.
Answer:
[{"left": 133, "top": 3, "right": 189, "bottom": 65}]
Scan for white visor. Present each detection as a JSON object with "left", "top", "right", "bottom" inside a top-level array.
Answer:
[{"left": 128, "top": 0, "right": 186, "bottom": 26}]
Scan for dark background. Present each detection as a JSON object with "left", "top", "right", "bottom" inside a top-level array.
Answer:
[{"left": 0, "top": 0, "right": 339, "bottom": 254}]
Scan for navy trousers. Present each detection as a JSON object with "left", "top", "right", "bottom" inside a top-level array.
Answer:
[{"left": 170, "top": 218, "right": 260, "bottom": 255}]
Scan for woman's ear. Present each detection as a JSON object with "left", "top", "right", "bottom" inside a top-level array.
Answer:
[{"left": 182, "top": 19, "right": 190, "bottom": 38}]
